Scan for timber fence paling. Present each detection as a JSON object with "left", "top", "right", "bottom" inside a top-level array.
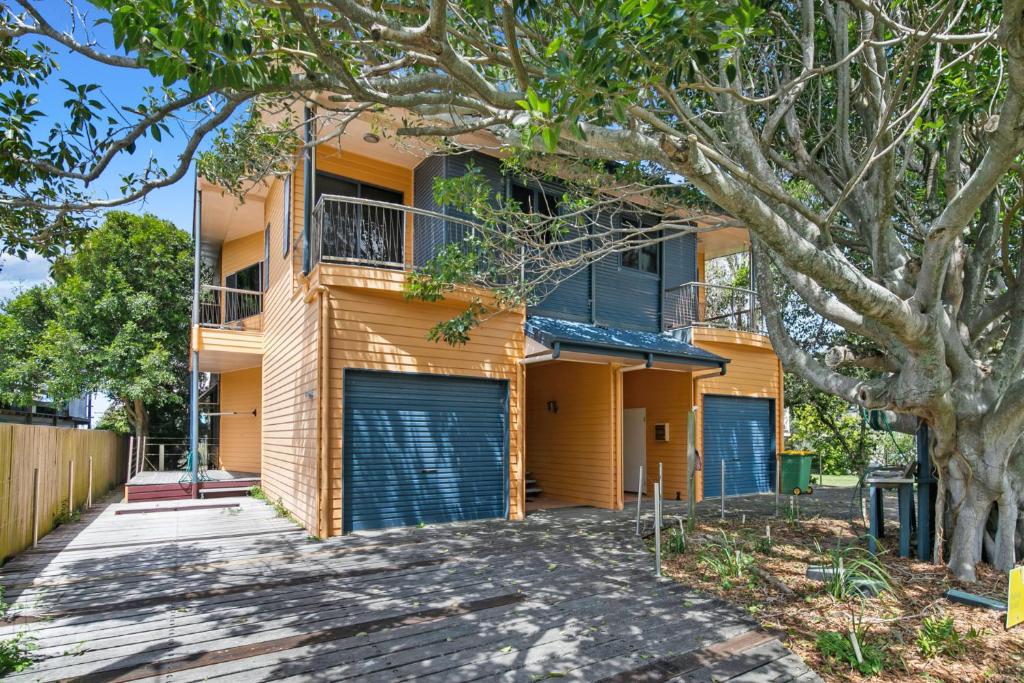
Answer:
[{"left": 0, "top": 424, "right": 127, "bottom": 563}]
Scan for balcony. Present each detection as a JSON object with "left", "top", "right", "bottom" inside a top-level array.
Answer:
[
  {"left": 193, "top": 284, "right": 263, "bottom": 373},
  {"left": 199, "top": 284, "right": 263, "bottom": 332},
  {"left": 663, "top": 282, "right": 764, "bottom": 334},
  {"left": 311, "top": 195, "right": 476, "bottom": 271}
]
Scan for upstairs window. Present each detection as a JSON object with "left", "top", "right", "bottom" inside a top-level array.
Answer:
[
  {"left": 225, "top": 262, "right": 262, "bottom": 291},
  {"left": 511, "top": 184, "right": 560, "bottom": 243},
  {"left": 620, "top": 217, "right": 659, "bottom": 274}
]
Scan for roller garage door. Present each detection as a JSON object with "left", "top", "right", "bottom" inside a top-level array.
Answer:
[
  {"left": 702, "top": 395, "right": 775, "bottom": 497},
  {"left": 342, "top": 370, "right": 509, "bottom": 532}
]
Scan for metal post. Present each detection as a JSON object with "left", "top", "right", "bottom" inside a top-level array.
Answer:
[
  {"left": 32, "top": 468, "right": 40, "bottom": 548},
  {"left": 654, "top": 483, "right": 662, "bottom": 578},
  {"left": 658, "top": 462, "right": 663, "bottom": 497},
  {"left": 87, "top": 456, "right": 93, "bottom": 508},
  {"left": 159, "top": 444, "right": 166, "bottom": 471},
  {"left": 720, "top": 459, "right": 726, "bottom": 520},
  {"left": 190, "top": 185, "right": 202, "bottom": 499},
  {"left": 635, "top": 464, "right": 645, "bottom": 535}
]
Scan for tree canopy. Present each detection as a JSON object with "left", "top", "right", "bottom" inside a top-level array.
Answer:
[
  {"left": 0, "top": 211, "right": 192, "bottom": 437},
  {"left": 2, "top": 0, "right": 1023, "bottom": 580}
]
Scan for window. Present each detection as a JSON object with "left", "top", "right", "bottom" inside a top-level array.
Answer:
[
  {"left": 225, "top": 262, "right": 262, "bottom": 291},
  {"left": 620, "top": 217, "right": 659, "bottom": 274},
  {"left": 511, "top": 184, "right": 560, "bottom": 243},
  {"left": 282, "top": 175, "right": 291, "bottom": 256},
  {"left": 263, "top": 224, "right": 271, "bottom": 290}
]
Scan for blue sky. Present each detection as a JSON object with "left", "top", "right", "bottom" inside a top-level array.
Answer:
[{"left": 0, "top": 1, "right": 207, "bottom": 300}]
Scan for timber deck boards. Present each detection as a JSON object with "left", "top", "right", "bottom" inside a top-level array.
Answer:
[{"left": 0, "top": 497, "right": 820, "bottom": 682}]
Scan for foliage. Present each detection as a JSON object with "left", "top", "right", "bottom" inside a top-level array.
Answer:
[
  {"left": 816, "top": 543, "right": 893, "bottom": 601},
  {"left": 816, "top": 630, "right": 888, "bottom": 677},
  {"left": 0, "top": 631, "right": 36, "bottom": 676},
  {"left": 0, "top": 212, "right": 192, "bottom": 437},
  {"left": 249, "top": 486, "right": 298, "bottom": 524},
  {"left": 698, "top": 531, "right": 755, "bottom": 589},
  {"left": 916, "top": 616, "right": 977, "bottom": 659},
  {"left": 53, "top": 502, "right": 81, "bottom": 527}
]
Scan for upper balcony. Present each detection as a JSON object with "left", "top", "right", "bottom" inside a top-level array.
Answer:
[
  {"left": 663, "top": 282, "right": 765, "bottom": 335},
  {"left": 310, "top": 194, "right": 475, "bottom": 272},
  {"left": 192, "top": 284, "right": 263, "bottom": 373}
]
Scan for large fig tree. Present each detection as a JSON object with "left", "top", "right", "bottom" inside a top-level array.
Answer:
[{"left": 3, "top": 0, "right": 1023, "bottom": 580}]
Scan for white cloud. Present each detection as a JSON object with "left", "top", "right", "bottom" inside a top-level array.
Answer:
[{"left": 0, "top": 253, "right": 52, "bottom": 302}]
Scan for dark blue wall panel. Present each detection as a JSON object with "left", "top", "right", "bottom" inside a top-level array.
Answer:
[
  {"left": 664, "top": 233, "right": 698, "bottom": 289},
  {"left": 701, "top": 395, "right": 776, "bottom": 497},
  {"left": 343, "top": 370, "right": 509, "bottom": 532},
  {"left": 412, "top": 155, "right": 446, "bottom": 267}
]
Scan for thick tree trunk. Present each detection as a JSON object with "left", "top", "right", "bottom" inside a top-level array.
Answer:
[{"left": 940, "top": 423, "right": 1020, "bottom": 581}]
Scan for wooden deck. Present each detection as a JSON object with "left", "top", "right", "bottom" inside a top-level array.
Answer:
[
  {"left": 124, "top": 469, "right": 260, "bottom": 502},
  {"left": 0, "top": 497, "right": 820, "bottom": 682}
]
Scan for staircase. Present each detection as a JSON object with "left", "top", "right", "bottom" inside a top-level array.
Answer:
[
  {"left": 198, "top": 477, "right": 261, "bottom": 499},
  {"left": 525, "top": 472, "right": 543, "bottom": 501}
]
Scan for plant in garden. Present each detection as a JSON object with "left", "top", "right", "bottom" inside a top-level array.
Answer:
[
  {"left": 816, "top": 543, "right": 893, "bottom": 601},
  {"left": 916, "top": 615, "right": 977, "bottom": 659},
  {"left": 4, "top": 0, "right": 1024, "bottom": 581},
  {"left": 816, "top": 630, "right": 888, "bottom": 677},
  {"left": 698, "top": 532, "right": 755, "bottom": 588}
]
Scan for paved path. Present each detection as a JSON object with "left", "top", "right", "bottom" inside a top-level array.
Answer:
[{"left": 0, "top": 497, "right": 820, "bottom": 682}]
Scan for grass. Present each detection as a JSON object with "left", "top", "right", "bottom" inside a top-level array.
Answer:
[
  {"left": 248, "top": 486, "right": 299, "bottom": 525},
  {"left": 815, "top": 543, "right": 893, "bottom": 600},
  {"left": 816, "top": 630, "right": 888, "bottom": 677},
  {"left": 813, "top": 474, "right": 861, "bottom": 488},
  {"left": 697, "top": 531, "right": 756, "bottom": 589}
]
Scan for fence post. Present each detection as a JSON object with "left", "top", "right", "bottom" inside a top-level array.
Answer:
[
  {"left": 635, "top": 464, "right": 645, "bottom": 535},
  {"left": 654, "top": 482, "right": 662, "bottom": 578},
  {"left": 32, "top": 467, "right": 40, "bottom": 548},
  {"left": 159, "top": 444, "right": 166, "bottom": 471},
  {"left": 87, "top": 456, "right": 93, "bottom": 508},
  {"left": 139, "top": 436, "right": 147, "bottom": 472},
  {"left": 68, "top": 460, "right": 74, "bottom": 512},
  {"left": 720, "top": 459, "right": 726, "bottom": 520},
  {"left": 127, "top": 436, "right": 135, "bottom": 481}
]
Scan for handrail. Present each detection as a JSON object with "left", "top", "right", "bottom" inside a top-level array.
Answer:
[
  {"left": 198, "top": 283, "right": 263, "bottom": 331},
  {"left": 663, "top": 281, "right": 765, "bottom": 334},
  {"left": 311, "top": 194, "right": 481, "bottom": 270}
]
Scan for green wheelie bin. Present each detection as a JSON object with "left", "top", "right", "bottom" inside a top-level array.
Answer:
[{"left": 779, "top": 450, "right": 814, "bottom": 495}]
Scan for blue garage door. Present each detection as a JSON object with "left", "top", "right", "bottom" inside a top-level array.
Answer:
[
  {"left": 343, "top": 370, "right": 508, "bottom": 532},
  {"left": 702, "top": 396, "right": 775, "bottom": 497}
]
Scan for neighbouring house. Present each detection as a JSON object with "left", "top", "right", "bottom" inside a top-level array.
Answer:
[
  {"left": 176, "top": 115, "right": 783, "bottom": 537},
  {"left": 0, "top": 395, "right": 92, "bottom": 429}
]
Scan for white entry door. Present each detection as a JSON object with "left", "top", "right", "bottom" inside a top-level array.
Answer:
[{"left": 623, "top": 408, "right": 646, "bottom": 492}]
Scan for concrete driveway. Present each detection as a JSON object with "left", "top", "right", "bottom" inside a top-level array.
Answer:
[{"left": 0, "top": 498, "right": 819, "bottom": 682}]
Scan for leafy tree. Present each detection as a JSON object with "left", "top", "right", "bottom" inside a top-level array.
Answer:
[
  {"left": 3, "top": 0, "right": 1023, "bottom": 580},
  {"left": 0, "top": 212, "right": 192, "bottom": 437}
]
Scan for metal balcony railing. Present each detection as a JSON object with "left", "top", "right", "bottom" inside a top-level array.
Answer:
[
  {"left": 311, "top": 195, "right": 479, "bottom": 269},
  {"left": 663, "top": 282, "right": 764, "bottom": 333},
  {"left": 198, "top": 284, "right": 263, "bottom": 331}
]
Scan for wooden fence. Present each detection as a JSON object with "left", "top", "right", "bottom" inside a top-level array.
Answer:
[{"left": 0, "top": 424, "right": 127, "bottom": 563}]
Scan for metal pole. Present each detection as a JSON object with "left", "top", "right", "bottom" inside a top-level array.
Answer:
[
  {"left": 654, "top": 483, "right": 662, "bottom": 578},
  {"left": 190, "top": 185, "right": 202, "bottom": 498},
  {"left": 159, "top": 444, "right": 166, "bottom": 471},
  {"left": 720, "top": 460, "right": 726, "bottom": 520},
  {"left": 635, "top": 464, "right": 644, "bottom": 535}
]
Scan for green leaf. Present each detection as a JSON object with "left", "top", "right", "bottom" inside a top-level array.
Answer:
[{"left": 545, "top": 36, "right": 563, "bottom": 58}]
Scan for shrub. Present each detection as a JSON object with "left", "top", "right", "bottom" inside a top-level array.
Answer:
[
  {"left": 816, "top": 543, "right": 892, "bottom": 600},
  {"left": 698, "top": 532, "right": 754, "bottom": 588},
  {"left": 816, "top": 630, "right": 887, "bottom": 676},
  {"left": 0, "top": 632, "right": 36, "bottom": 676},
  {"left": 916, "top": 616, "right": 976, "bottom": 659}
]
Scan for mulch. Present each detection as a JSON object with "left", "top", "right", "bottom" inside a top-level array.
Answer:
[{"left": 659, "top": 501, "right": 1024, "bottom": 682}]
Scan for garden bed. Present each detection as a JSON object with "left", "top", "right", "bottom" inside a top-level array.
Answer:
[{"left": 657, "top": 509, "right": 1023, "bottom": 681}]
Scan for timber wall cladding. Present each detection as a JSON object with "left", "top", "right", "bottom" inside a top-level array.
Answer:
[{"left": 0, "top": 425, "right": 127, "bottom": 562}]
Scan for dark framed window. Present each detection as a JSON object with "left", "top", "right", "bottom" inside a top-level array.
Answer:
[
  {"left": 263, "top": 224, "right": 271, "bottom": 290},
  {"left": 282, "top": 174, "right": 291, "bottom": 256},
  {"left": 511, "top": 183, "right": 560, "bottom": 243},
  {"left": 225, "top": 262, "right": 262, "bottom": 291},
  {"left": 620, "top": 217, "right": 659, "bottom": 274}
]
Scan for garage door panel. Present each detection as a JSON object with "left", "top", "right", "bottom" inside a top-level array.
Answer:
[
  {"left": 343, "top": 370, "right": 508, "bottom": 532},
  {"left": 702, "top": 395, "right": 775, "bottom": 497}
]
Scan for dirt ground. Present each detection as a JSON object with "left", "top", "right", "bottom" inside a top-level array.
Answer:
[{"left": 657, "top": 487, "right": 1024, "bottom": 682}]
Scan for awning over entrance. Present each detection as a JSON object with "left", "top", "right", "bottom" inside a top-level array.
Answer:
[{"left": 524, "top": 316, "right": 728, "bottom": 372}]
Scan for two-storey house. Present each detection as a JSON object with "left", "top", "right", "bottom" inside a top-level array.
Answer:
[{"left": 186, "top": 117, "right": 784, "bottom": 538}]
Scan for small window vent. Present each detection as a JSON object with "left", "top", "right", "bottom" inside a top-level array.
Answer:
[{"left": 654, "top": 423, "right": 670, "bottom": 442}]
